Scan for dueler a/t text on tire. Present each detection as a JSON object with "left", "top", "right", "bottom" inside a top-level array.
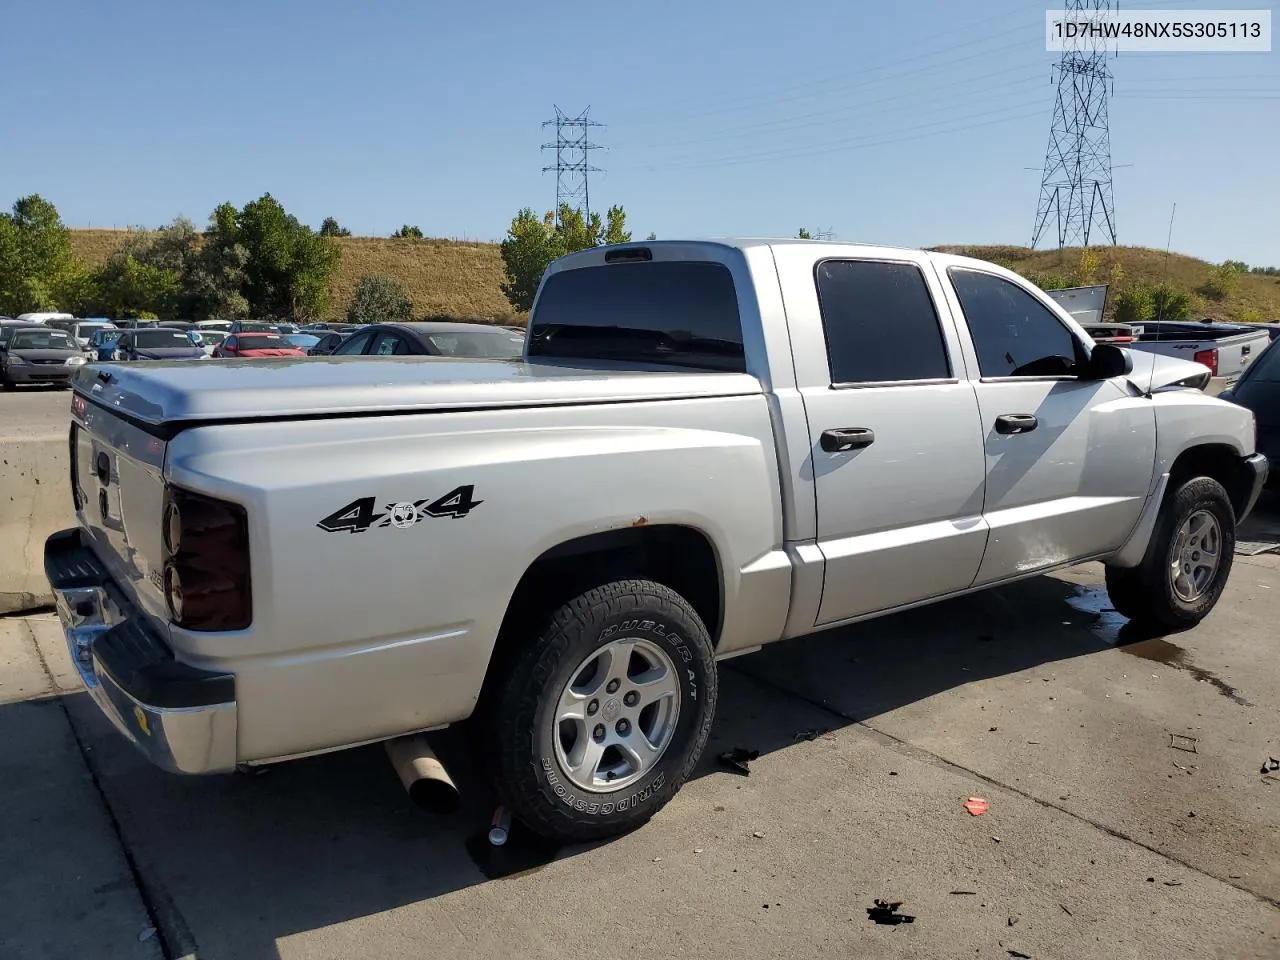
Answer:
[
  {"left": 492, "top": 579, "right": 717, "bottom": 844},
  {"left": 1105, "top": 476, "right": 1236, "bottom": 631}
]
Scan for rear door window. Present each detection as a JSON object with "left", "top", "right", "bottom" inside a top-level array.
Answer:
[
  {"left": 814, "top": 260, "right": 952, "bottom": 384},
  {"left": 528, "top": 260, "right": 745, "bottom": 371}
]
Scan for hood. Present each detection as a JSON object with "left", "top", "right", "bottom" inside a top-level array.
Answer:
[
  {"left": 72, "top": 355, "right": 761, "bottom": 427},
  {"left": 6, "top": 347, "right": 82, "bottom": 362},
  {"left": 135, "top": 347, "right": 206, "bottom": 360},
  {"left": 1124, "top": 351, "right": 1214, "bottom": 394}
]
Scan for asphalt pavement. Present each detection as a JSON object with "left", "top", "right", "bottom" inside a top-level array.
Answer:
[{"left": 3, "top": 495, "right": 1279, "bottom": 959}]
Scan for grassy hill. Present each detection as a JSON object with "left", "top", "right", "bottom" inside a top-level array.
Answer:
[
  {"left": 69, "top": 230, "right": 1280, "bottom": 325},
  {"left": 931, "top": 244, "right": 1280, "bottom": 323},
  {"left": 68, "top": 229, "right": 518, "bottom": 324}
]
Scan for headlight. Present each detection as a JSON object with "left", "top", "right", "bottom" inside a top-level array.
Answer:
[
  {"left": 7, "top": 355, "right": 27, "bottom": 365},
  {"left": 65, "top": 356, "right": 86, "bottom": 366}
]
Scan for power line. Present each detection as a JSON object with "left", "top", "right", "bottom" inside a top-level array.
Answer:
[
  {"left": 1031, "top": 0, "right": 1118, "bottom": 250},
  {"left": 541, "top": 106, "right": 604, "bottom": 227}
]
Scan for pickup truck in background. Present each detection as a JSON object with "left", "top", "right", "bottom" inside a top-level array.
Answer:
[
  {"left": 1126, "top": 319, "right": 1271, "bottom": 394},
  {"left": 44, "top": 239, "right": 1268, "bottom": 843}
]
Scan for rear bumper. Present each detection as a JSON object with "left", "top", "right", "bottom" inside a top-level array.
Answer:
[
  {"left": 44, "top": 527, "right": 238, "bottom": 774},
  {"left": 1240, "top": 453, "right": 1270, "bottom": 520}
]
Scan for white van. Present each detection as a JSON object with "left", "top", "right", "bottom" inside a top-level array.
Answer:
[{"left": 15, "top": 312, "right": 75, "bottom": 324}]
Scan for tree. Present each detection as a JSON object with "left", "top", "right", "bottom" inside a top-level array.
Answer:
[
  {"left": 1074, "top": 246, "right": 1100, "bottom": 285},
  {"left": 602, "top": 205, "right": 631, "bottom": 246},
  {"left": 0, "top": 194, "right": 79, "bottom": 313},
  {"left": 1149, "top": 283, "right": 1192, "bottom": 322},
  {"left": 796, "top": 227, "right": 813, "bottom": 239},
  {"left": 319, "top": 217, "right": 351, "bottom": 237},
  {"left": 1113, "top": 285, "right": 1153, "bottom": 325},
  {"left": 645, "top": 232, "right": 657, "bottom": 241},
  {"left": 1199, "top": 261, "right": 1239, "bottom": 301},
  {"left": 346, "top": 274, "right": 413, "bottom": 324},
  {"left": 203, "top": 193, "right": 340, "bottom": 321},
  {"left": 498, "top": 202, "right": 631, "bottom": 312},
  {"left": 393, "top": 225, "right": 424, "bottom": 239},
  {"left": 90, "top": 253, "right": 182, "bottom": 318}
]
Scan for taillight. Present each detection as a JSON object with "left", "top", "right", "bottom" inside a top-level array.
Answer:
[
  {"left": 161, "top": 484, "right": 252, "bottom": 631},
  {"left": 1193, "top": 348, "right": 1218, "bottom": 377}
]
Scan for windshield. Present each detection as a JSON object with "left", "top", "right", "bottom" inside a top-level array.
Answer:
[
  {"left": 235, "top": 334, "right": 293, "bottom": 349},
  {"left": 427, "top": 331, "right": 525, "bottom": 358},
  {"left": 527, "top": 260, "right": 745, "bottom": 371},
  {"left": 11, "top": 329, "right": 75, "bottom": 350},
  {"left": 133, "top": 329, "right": 199, "bottom": 348}
]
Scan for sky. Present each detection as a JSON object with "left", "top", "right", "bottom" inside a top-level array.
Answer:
[{"left": 2, "top": 0, "right": 1277, "bottom": 265}]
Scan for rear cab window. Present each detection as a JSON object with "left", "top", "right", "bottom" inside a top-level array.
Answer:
[{"left": 527, "top": 259, "right": 746, "bottom": 371}]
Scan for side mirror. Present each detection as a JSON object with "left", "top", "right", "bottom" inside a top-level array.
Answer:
[{"left": 1085, "top": 343, "right": 1132, "bottom": 380}]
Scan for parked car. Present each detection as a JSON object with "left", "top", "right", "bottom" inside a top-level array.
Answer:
[
  {"left": 67, "top": 319, "right": 116, "bottom": 351},
  {"left": 330, "top": 321, "right": 526, "bottom": 358},
  {"left": 303, "top": 322, "right": 358, "bottom": 333},
  {"left": 228, "top": 320, "right": 286, "bottom": 335},
  {"left": 0, "top": 326, "right": 86, "bottom": 388},
  {"left": 15, "top": 311, "right": 74, "bottom": 323},
  {"left": 0, "top": 319, "right": 40, "bottom": 348},
  {"left": 115, "top": 328, "right": 210, "bottom": 362},
  {"left": 1220, "top": 336, "right": 1280, "bottom": 487},
  {"left": 285, "top": 333, "right": 321, "bottom": 352},
  {"left": 1124, "top": 319, "right": 1271, "bottom": 393},
  {"left": 87, "top": 327, "right": 124, "bottom": 361},
  {"left": 44, "top": 239, "right": 1267, "bottom": 845},
  {"left": 307, "top": 331, "right": 350, "bottom": 356},
  {"left": 191, "top": 329, "right": 228, "bottom": 356},
  {"left": 212, "top": 332, "right": 309, "bottom": 358}
]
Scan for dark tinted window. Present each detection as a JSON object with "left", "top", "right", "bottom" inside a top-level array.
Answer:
[
  {"left": 949, "top": 268, "right": 1082, "bottom": 378},
  {"left": 815, "top": 260, "right": 950, "bottom": 383},
  {"left": 1245, "top": 339, "right": 1280, "bottom": 382},
  {"left": 426, "top": 331, "right": 525, "bottom": 358},
  {"left": 528, "top": 261, "right": 744, "bottom": 371},
  {"left": 334, "top": 331, "right": 374, "bottom": 355},
  {"left": 132, "top": 329, "right": 198, "bottom": 348}
]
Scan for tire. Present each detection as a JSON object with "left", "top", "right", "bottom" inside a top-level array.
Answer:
[
  {"left": 1105, "top": 476, "right": 1236, "bottom": 631},
  {"left": 491, "top": 579, "right": 717, "bottom": 844}
]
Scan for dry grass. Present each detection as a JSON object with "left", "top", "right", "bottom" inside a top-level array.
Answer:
[
  {"left": 68, "top": 231, "right": 1280, "bottom": 325},
  {"left": 931, "top": 244, "right": 1280, "bottom": 322},
  {"left": 68, "top": 229, "right": 519, "bottom": 323}
]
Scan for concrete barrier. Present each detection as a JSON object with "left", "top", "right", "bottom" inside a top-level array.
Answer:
[{"left": 1, "top": 432, "right": 73, "bottom": 614}]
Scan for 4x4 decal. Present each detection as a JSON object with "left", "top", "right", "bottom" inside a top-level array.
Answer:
[{"left": 317, "top": 485, "right": 482, "bottom": 533}]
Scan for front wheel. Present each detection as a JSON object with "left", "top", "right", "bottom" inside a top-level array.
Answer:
[
  {"left": 1105, "top": 476, "right": 1236, "bottom": 631},
  {"left": 491, "top": 579, "right": 717, "bottom": 844}
]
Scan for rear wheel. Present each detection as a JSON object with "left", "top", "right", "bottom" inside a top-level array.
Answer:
[
  {"left": 1105, "top": 476, "right": 1236, "bottom": 631},
  {"left": 490, "top": 579, "right": 717, "bottom": 844}
]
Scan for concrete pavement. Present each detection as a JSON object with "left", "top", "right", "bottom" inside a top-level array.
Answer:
[{"left": 3, "top": 499, "right": 1278, "bottom": 959}]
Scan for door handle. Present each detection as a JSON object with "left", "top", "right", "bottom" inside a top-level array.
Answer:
[
  {"left": 820, "top": 427, "right": 876, "bottom": 452},
  {"left": 994, "top": 414, "right": 1038, "bottom": 435}
]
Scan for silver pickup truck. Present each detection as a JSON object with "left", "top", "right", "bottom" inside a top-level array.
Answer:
[
  {"left": 1126, "top": 319, "right": 1271, "bottom": 394},
  {"left": 44, "top": 239, "right": 1268, "bottom": 843}
]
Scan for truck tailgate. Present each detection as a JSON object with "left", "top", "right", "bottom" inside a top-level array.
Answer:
[{"left": 70, "top": 392, "right": 171, "bottom": 629}]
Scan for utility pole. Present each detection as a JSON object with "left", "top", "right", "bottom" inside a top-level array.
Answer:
[
  {"left": 1031, "top": 0, "right": 1118, "bottom": 249},
  {"left": 541, "top": 106, "right": 604, "bottom": 227}
]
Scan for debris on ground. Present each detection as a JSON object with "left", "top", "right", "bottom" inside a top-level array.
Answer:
[
  {"left": 1168, "top": 733, "right": 1199, "bottom": 753},
  {"left": 1164, "top": 879, "right": 1183, "bottom": 887},
  {"left": 949, "top": 890, "right": 978, "bottom": 896},
  {"left": 718, "top": 747, "right": 759, "bottom": 775},
  {"left": 752, "top": 830, "right": 765, "bottom": 838},
  {"left": 866, "top": 899, "right": 915, "bottom": 925},
  {"left": 488, "top": 806, "right": 512, "bottom": 846},
  {"left": 1060, "top": 904, "right": 1073, "bottom": 916},
  {"left": 792, "top": 728, "right": 828, "bottom": 742},
  {"left": 964, "top": 797, "right": 989, "bottom": 816},
  {"left": 1007, "top": 950, "right": 1032, "bottom": 959},
  {"left": 1260, "top": 758, "right": 1280, "bottom": 775},
  {"left": 1007, "top": 916, "right": 1019, "bottom": 927}
]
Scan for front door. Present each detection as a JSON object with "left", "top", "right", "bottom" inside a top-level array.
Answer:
[
  {"left": 786, "top": 255, "right": 990, "bottom": 627},
  {"left": 941, "top": 265, "right": 1156, "bottom": 585}
]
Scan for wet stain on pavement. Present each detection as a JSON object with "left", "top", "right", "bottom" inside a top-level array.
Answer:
[{"left": 1066, "top": 585, "right": 1253, "bottom": 706}]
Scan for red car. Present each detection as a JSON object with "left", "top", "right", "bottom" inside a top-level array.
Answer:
[{"left": 212, "top": 332, "right": 309, "bottom": 359}]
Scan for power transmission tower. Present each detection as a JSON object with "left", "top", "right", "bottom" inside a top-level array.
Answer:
[
  {"left": 541, "top": 106, "right": 604, "bottom": 227},
  {"left": 1031, "top": 0, "right": 1117, "bottom": 249}
]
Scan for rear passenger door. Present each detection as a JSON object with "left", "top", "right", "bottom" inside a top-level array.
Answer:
[
  {"left": 938, "top": 264, "right": 1156, "bottom": 585},
  {"left": 782, "top": 253, "right": 989, "bottom": 627}
]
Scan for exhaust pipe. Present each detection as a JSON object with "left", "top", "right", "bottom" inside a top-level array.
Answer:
[{"left": 384, "top": 734, "right": 461, "bottom": 815}]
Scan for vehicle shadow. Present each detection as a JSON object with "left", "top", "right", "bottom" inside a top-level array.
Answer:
[
  {"left": 39, "top": 566, "right": 1151, "bottom": 960},
  {"left": 1238, "top": 488, "right": 1280, "bottom": 553}
]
